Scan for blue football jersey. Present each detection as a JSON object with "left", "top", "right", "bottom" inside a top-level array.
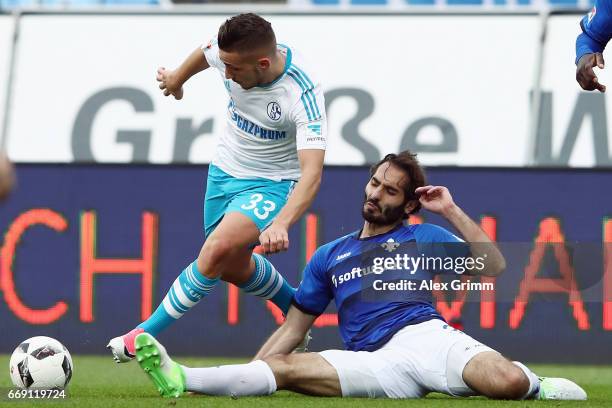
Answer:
[
  {"left": 576, "top": 1, "right": 612, "bottom": 63},
  {"left": 293, "top": 223, "right": 470, "bottom": 352}
]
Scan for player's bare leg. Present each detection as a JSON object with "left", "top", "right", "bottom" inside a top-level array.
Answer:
[
  {"left": 264, "top": 353, "right": 341, "bottom": 396},
  {"left": 108, "top": 212, "right": 296, "bottom": 362},
  {"left": 135, "top": 332, "right": 339, "bottom": 398},
  {"left": 179, "top": 352, "right": 340, "bottom": 397},
  {"left": 199, "top": 212, "right": 297, "bottom": 315},
  {"left": 461, "top": 352, "right": 530, "bottom": 399},
  {"left": 462, "top": 351, "right": 586, "bottom": 400},
  {"left": 202, "top": 213, "right": 310, "bottom": 351},
  {"left": 196, "top": 211, "right": 260, "bottom": 282}
]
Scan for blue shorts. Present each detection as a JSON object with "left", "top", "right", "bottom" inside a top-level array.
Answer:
[{"left": 203, "top": 164, "right": 296, "bottom": 238}]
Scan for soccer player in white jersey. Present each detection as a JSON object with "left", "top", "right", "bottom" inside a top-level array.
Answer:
[
  {"left": 133, "top": 151, "right": 586, "bottom": 401},
  {"left": 107, "top": 13, "right": 326, "bottom": 362}
]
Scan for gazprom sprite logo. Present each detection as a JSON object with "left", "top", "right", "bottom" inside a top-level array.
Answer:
[
  {"left": 231, "top": 109, "right": 287, "bottom": 140},
  {"left": 267, "top": 102, "right": 282, "bottom": 121}
]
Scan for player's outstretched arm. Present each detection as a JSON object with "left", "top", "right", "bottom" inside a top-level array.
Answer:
[
  {"left": 259, "top": 149, "right": 324, "bottom": 254},
  {"left": 416, "top": 185, "right": 506, "bottom": 277},
  {"left": 254, "top": 306, "right": 316, "bottom": 360},
  {"left": 575, "top": 0, "right": 612, "bottom": 92},
  {"left": 157, "top": 47, "right": 210, "bottom": 100}
]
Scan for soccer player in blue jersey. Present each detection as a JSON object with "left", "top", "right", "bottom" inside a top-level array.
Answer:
[
  {"left": 576, "top": 0, "right": 612, "bottom": 92},
  {"left": 133, "top": 151, "right": 586, "bottom": 400},
  {"left": 107, "top": 13, "right": 326, "bottom": 362}
]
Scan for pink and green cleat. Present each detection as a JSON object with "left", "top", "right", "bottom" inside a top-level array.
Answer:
[
  {"left": 135, "top": 333, "right": 186, "bottom": 398},
  {"left": 106, "top": 328, "right": 144, "bottom": 363}
]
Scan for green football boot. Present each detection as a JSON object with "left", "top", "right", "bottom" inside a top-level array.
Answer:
[
  {"left": 135, "top": 333, "right": 186, "bottom": 398},
  {"left": 537, "top": 377, "right": 587, "bottom": 400}
]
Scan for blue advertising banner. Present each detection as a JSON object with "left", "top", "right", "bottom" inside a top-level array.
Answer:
[{"left": 0, "top": 164, "right": 610, "bottom": 363}]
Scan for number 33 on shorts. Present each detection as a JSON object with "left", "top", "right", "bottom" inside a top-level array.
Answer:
[{"left": 240, "top": 193, "right": 277, "bottom": 220}]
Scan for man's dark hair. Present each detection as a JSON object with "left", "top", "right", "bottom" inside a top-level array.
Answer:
[
  {"left": 369, "top": 151, "right": 426, "bottom": 216},
  {"left": 217, "top": 13, "right": 276, "bottom": 54}
]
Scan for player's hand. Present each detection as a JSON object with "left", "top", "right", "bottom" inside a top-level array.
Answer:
[
  {"left": 415, "top": 185, "right": 456, "bottom": 216},
  {"left": 156, "top": 67, "right": 184, "bottom": 100},
  {"left": 576, "top": 52, "right": 606, "bottom": 92},
  {"left": 259, "top": 222, "right": 289, "bottom": 254}
]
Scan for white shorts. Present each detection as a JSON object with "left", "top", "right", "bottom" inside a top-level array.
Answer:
[{"left": 319, "top": 319, "right": 497, "bottom": 398}]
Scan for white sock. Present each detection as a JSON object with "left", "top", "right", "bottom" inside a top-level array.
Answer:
[
  {"left": 182, "top": 360, "right": 277, "bottom": 396},
  {"left": 513, "top": 361, "right": 540, "bottom": 399}
]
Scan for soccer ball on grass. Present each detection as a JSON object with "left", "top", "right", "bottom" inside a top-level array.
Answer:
[{"left": 9, "top": 336, "right": 73, "bottom": 390}]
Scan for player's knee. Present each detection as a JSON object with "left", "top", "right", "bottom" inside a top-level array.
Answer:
[
  {"left": 198, "top": 238, "right": 234, "bottom": 278},
  {"left": 492, "top": 365, "right": 529, "bottom": 400},
  {"left": 503, "top": 367, "right": 530, "bottom": 399},
  {"left": 263, "top": 355, "right": 298, "bottom": 389}
]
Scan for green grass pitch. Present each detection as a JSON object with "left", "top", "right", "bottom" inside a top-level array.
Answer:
[{"left": 1, "top": 355, "right": 611, "bottom": 407}]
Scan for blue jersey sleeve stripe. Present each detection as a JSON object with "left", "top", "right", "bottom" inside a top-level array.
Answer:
[
  {"left": 291, "top": 66, "right": 322, "bottom": 120},
  {"left": 291, "top": 298, "right": 324, "bottom": 316},
  {"left": 286, "top": 70, "right": 312, "bottom": 119},
  {"left": 288, "top": 68, "right": 317, "bottom": 120},
  {"left": 288, "top": 68, "right": 320, "bottom": 121},
  {"left": 292, "top": 66, "right": 322, "bottom": 119},
  {"left": 305, "top": 89, "right": 321, "bottom": 120},
  {"left": 287, "top": 70, "right": 314, "bottom": 121},
  {"left": 292, "top": 65, "right": 322, "bottom": 119}
]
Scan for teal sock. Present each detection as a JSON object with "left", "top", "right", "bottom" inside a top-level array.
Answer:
[
  {"left": 238, "top": 253, "right": 296, "bottom": 314},
  {"left": 138, "top": 261, "right": 219, "bottom": 336}
]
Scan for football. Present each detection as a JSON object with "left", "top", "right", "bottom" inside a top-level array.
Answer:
[{"left": 9, "top": 336, "right": 73, "bottom": 390}]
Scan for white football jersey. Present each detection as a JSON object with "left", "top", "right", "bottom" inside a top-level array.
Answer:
[{"left": 202, "top": 39, "right": 327, "bottom": 181}]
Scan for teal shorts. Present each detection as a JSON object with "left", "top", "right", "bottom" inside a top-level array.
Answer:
[{"left": 203, "top": 164, "right": 296, "bottom": 238}]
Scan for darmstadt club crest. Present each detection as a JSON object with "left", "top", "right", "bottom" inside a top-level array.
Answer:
[
  {"left": 381, "top": 238, "right": 400, "bottom": 253},
  {"left": 267, "top": 102, "right": 282, "bottom": 121}
]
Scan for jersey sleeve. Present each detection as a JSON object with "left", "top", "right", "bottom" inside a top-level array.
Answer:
[
  {"left": 415, "top": 223, "right": 465, "bottom": 244},
  {"left": 415, "top": 223, "right": 472, "bottom": 275},
  {"left": 576, "top": 1, "right": 612, "bottom": 63},
  {"left": 289, "top": 76, "right": 327, "bottom": 151},
  {"left": 292, "top": 247, "right": 333, "bottom": 316},
  {"left": 201, "top": 37, "right": 224, "bottom": 72}
]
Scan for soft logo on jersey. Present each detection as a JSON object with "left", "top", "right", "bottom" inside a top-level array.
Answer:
[
  {"left": 381, "top": 238, "right": 400, "bottom": 253},
  {"left": 267, "top": 102, "right": 282, "bottom": 121},
  {"left": 331, "top": 265, "right": 379, "bottom": 288}
]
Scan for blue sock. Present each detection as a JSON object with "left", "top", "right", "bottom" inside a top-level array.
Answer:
[
  {"left": 238, "top": 253, "right": 296, "bottom": 314},
  {"left": 138, "top": 261, "right": 219, "bottom": 336}
]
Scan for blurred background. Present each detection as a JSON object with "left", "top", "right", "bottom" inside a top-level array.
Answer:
[{"left": 0, "top": 0, "right": 610, "bottom": 365}]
